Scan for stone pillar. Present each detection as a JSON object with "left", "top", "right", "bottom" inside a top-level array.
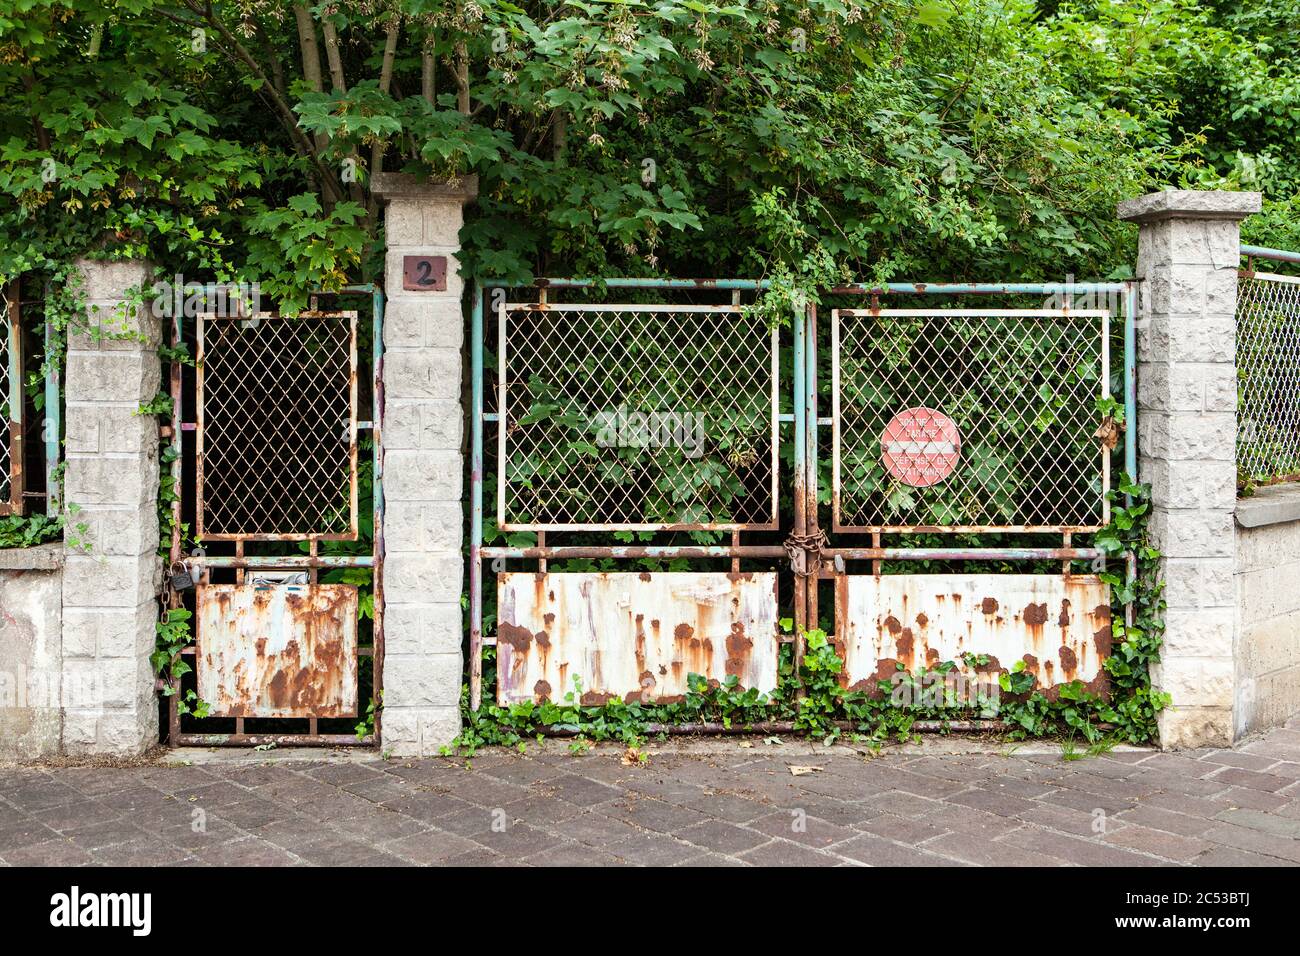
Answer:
[
  {"left": 1118, "top": 190, "right": 1260, "bottom": 749},
  {"left": 60, "top": 258, "right": 163, "bottom": 754},
  {"left": 372, "top": 173, "right": 476, "bottom": 755}
]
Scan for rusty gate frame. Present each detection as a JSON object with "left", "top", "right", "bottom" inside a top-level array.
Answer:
[
  {"left": 470, "top": 277, "right": 1138, "bottom": 712},
  {"left": 166, "top": 285, "right": 385, "bottom": 747},
  {"left": 1, "top": 281, "right": 23, "bottom": 516}
]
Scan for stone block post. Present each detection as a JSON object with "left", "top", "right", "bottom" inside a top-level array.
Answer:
[
  {"left": 1118, "top": 190, "right": 1260, "bottom": 748},
  {"left": 372, "top": 173, "right": 477, "bottom": 755},
  {"left": 60, "top": 258, "right": 163, "bottom": 754}
]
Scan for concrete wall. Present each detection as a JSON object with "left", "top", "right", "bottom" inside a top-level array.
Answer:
[
  {"left": 1235, "top": 486, "right": 1300, "bottom": 737},
  {"left": 0, "top": 259, "right": 162, "bottom": 762},
  {"left": 0, "top": 545, "right": 63, "bottom": 761},
  {"left": 1119, "top": 189, "right": 1261, "bottom": 748},
  {"left": 371, "top": 174, "right": 477, "bottom": 756}
]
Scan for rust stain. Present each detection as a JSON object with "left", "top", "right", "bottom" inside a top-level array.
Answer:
[
  {"left": 197, "top": 583, "right": 357, "bottom": 718},
  {"left": 1058, "top": 599, "right": 1072, "bottom": 628},
  {"left": 895, "top": 627, "right": 914, "bottom": 660},
  {"left": 981, "top": 597, "right": 999, "bottom": 615},
  {"left": 496, "top": 571, "right": 779, "bottom": 705},
  {"left": 916, "top": 612, "right": 929, "bottom": 628},
  {"left": 1023, "top": 603, "right": 1049, "bottom": 626},
  {"left": 1058, "top": 645, "right": 1078, "bottom": 678},
  {"left": 498, "top": 622, "right": 533, "bottom": 652},
  {"left": 533, "top": 679, "right": 552, "bottom": 699}
]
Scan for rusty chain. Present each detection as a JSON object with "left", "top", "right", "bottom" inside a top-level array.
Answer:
[{"left": 783, "top": 528, "right": 830, "bottom": 579}]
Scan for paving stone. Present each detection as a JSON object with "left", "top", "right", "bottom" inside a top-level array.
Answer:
[
  {"left": 681, "top": 791, "right": 770, "bottom": 823},
  {"left": 525, "top": 841, "right": 626, "bottom": 867},
  {"left": 1000, "top": 827, "right": 1167, "bottom": 867},
  {"left": 1216, "top": 786, "right": 1290, "bottom": 812},
  {"left": 1211, "top": 811, "right": 1300, "bottom": 842},
  {"left": 1198, "top": 751, "right": 1285, "bottom": 772},
  {"left": 30, "top": 798, "right": 124, "bottom": 833},
  {"left": 530, "top": 774, "right": 622, "bottom": 807},
  {"left": 0, "top": 817, "right": 61, "bottom": 852},
  {"left": 1200, "top": 822, "right": 1300, "bottom": 863},
  {"left": 90, "top": 835, "right": 192, "bottom": 866},
  {"left": 945, "top": 787, "right": 1040, "bottom": 818},
  {"left": 1191, "top": 845, "right": 1294, "bottom": 867},
  {"left": 1101, "top": 824, "right": 1211, "bottom": 862},
  {"left": 857, "top": 813, "right": 950, "bottom": 845},
  {"left": 678, "top": 819, "right": 770, "bottom": 855},
  {"left": 190, "top": 838, "right": 302, "bottom": 866},
  {"left": 1114, "top": 804, "right": 1216, "bottom": 837},
  {"left": 550, "top": 812, "right": 644, "bottom": 847},
  {"left": 607, "top": 796, "right": 707, "bottom": 833},
  {"left": 6, "top": 723, "right": 1300, "bottom": 866},
  {"left": 836, "top": 834, "right": 971, "bottom": 866},
  {"left": 739, "top": 839, "right": 841, "bottom": 867},
  {"left": 604, "top": 832, "right": 702, "bottom": 866},
  {"left": 1, "top": 838, "right": 96, "bottom": 866},
  {"left": 381, "top": 829, "right": 485, "bottom": 865},
  {"left": 1205, "top": 767, "right": 1294, "bottom": 793},
  {"left": 748, "top": 810, "right": 857, "bottom": 849}
]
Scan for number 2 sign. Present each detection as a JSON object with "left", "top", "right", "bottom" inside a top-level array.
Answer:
[{"left": 402, "top": 255, "right": 448, "bottom": 291}]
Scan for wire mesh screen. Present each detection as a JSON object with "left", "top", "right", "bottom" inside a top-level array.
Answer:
[
  {"left": 833, "top": 309, "right": 1109, "bottom": 532},
  {"left": 1, "top": 302, "right": 14, "bottom": 513},
  {"left": 499, "top": 303, "right": 778, "bottom": 529},
  {"left": 1237, "top": 272, "right": 1300, "bottom": 484},
  {"left": 197, "top": 313, "right": 358, "bottom": 540}
]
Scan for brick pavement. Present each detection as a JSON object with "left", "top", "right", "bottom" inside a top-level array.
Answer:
[{"left": 2, "top": 720, "right": 1298, "bottom": 866}]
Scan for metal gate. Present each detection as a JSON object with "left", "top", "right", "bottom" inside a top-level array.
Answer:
[
  {"left": 165, "top": 287, "right": 384, "bottom": 746},
  {"left": 1, "top": 283, "right": 22, "bottom": 515},
  {"left": 819, "top": 288, "right": 1134, "bottom": 701},
  {"left": 471, "top": 277, "right": 1135, "bottom": 714}
]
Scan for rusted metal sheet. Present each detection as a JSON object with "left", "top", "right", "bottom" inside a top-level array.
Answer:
[
  {"left": 197, "top": 583, "right": 358, "bottom": 718},
  {"left": 835, "top": 574, "right": 1111, "bottom": 698},
  {"left": 496, "top": 572, "right": 779, "bottom": 706}
]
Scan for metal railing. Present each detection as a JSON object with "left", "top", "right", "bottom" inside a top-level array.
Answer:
[
  {"left": 498, "top": 300, "right": 779, "bottom": 530},
  {"left": 832, "top": 307, "right": 1111, "bottom": 533},
  {"left": 1, "top": 283, "right": 20, "bottom": 515},
  {"left": 1238, "top": 245, "right": 1300, "bottom": 486},
  {"left": 196, "top": 312, "right": 359, "bottom": 540}
]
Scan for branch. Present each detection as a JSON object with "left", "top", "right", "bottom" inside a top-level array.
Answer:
[
  {"left": 322, "top": 19, "right": 347, "bottom": 93},
  {"left": 179, "top": 1, "right": 342, "bottom": 204}
]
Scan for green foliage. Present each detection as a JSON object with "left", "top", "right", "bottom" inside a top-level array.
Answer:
[
  {"left": 0, "top": 509, "right": 62, "bottom": 548},
  {"left": 151, "top": 607, "right": 210, "bottom": 719},
  {"left": 1, "top": 0, "right": 1296, "bottom": 298}
]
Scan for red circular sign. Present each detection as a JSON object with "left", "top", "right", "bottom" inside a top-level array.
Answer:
[{"left": 880, "top": 407, "right": 961, "bottom": 488}]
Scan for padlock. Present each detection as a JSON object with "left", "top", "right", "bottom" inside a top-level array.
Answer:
[{"left": 169, "top": 561, "right": 195, "bottom": 591}]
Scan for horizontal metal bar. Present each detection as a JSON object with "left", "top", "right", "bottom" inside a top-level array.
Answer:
[
  {"left": 174, "top": 734, "right": 374, "bottom": 747},
  {"left": 824, "top": 547, "right": 1104, "bottom": 560},
  {"left": 1241, "top": 244, "right": 1300, "bottom": 265},
  {"left": 505, "top": 278, "right": 772, "bottom": 290},
  {"left": 504, "top": 302, "right": 747, "bottom": 313},
  {"left": 196, "top": 555, "right": 374, "bottom": 569},
  {"left": 482, "top": 545, "right": 786, "bottom": 559},
  {"left": 836, "top": 525, "right": 1104, "bottom": 534},
  {"left": 1240, "top": 269, "right": 1300, "bottom": 286},
  {"left": 838, "top": 308, "right": 1110, "bottom": 317},
  {"left": 829, "top": 282, "right": 1126, "bottom": 295},
  {"left": 499, "top": 523, "right": 779, "bottom": 533}
]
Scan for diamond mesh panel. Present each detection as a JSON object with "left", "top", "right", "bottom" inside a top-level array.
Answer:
[
  {"left": 500, "top": 304, "right": 777, "bottom": 528},
  {"left": 834, "top": 309, "right": 1108, "bottom": 531},
  {"left": 198, "top": 314, "right": 357, "bottom": 539},
  {"left": 0, "top": 305, "right": 12, "bottom": 512},
  {"left": 1238, "top": 273, "right": 1300, "bottom": 483}
]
